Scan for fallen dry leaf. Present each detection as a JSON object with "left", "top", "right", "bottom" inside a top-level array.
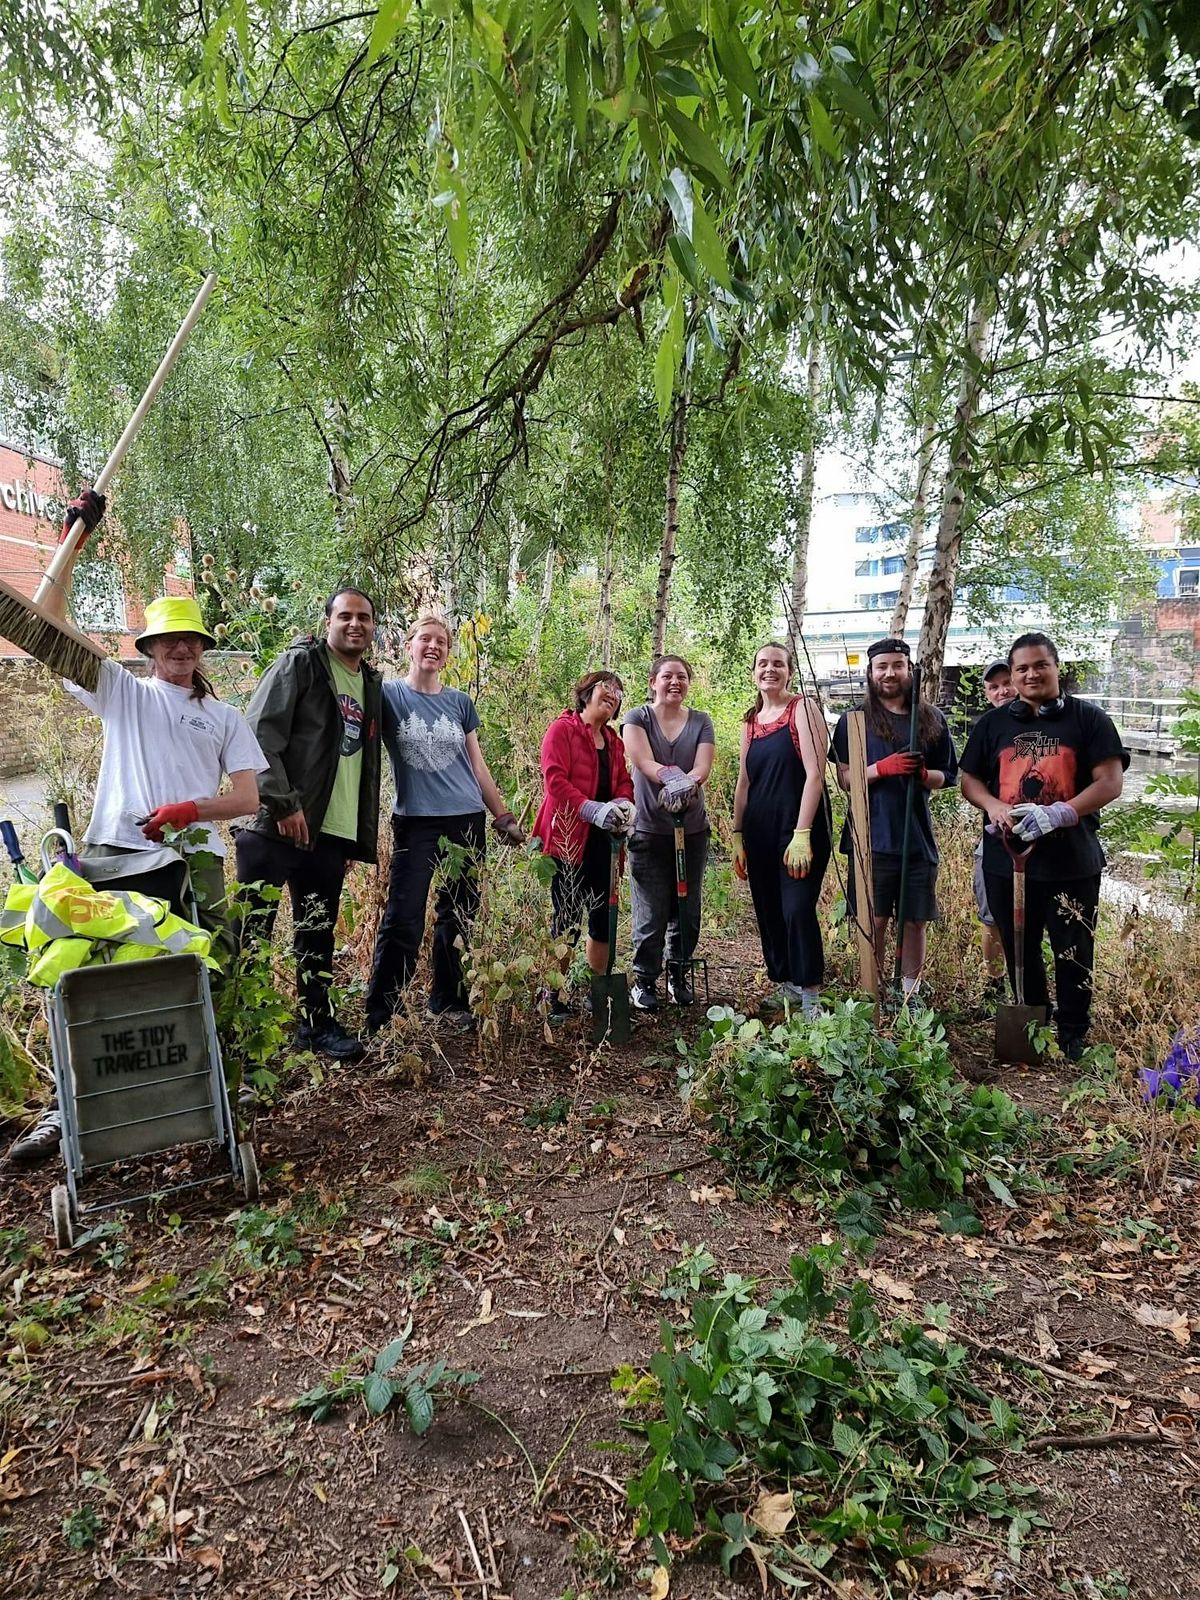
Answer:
[
  {"left": 1033, "top": 1313, "right": 1060, "bottom": 1360},
  {"left": 1134, "top": 1303, "right": 1191, "bottom": 1345},
  {"left": 765, "top": 1218, "right": 788, "bottom": 1235},
  {"left": 749, "top": 1488, "right": 795, "bottom": 1536},
  {"left": 647, "top": 1565, "right": 670, "bottom": 1600},
  {"left": 186, "top": 1547, "right": 224, "bottom": 1573},
  {"left": 689, "top": 1185, "right": 734, "bottom": 1206},
  {"left": 458, "top": 1288, "right": 499, "bottom": 1337},
  {"left": 1073, "top": 1350, "right": 1117, "bottom": 1377},
  {"left": 859, "top": 1268, "right": 915, "bottom": 1302}
]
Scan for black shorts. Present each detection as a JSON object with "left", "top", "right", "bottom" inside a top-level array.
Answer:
[
  {"left": 846, "top": 850, "right": 940, "bottom": 923},
  {"left": 550, "top": 847, "right": 611, "bottom": 944}
]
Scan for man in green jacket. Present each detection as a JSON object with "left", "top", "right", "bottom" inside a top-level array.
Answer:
[{"left": 236, "top": 589, "right": 383, "bottom": 1061}]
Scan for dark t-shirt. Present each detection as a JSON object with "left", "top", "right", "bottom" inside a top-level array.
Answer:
[
  {"left": 958, "top": 696, "right": 1128, "bottom": 881},
  {"left": 831, "top": 704, "right": 958, "bottom": 864}
]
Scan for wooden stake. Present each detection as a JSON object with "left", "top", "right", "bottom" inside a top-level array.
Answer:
[{"left": 847, "top": 711, "right": 879, "bottom": 1017}]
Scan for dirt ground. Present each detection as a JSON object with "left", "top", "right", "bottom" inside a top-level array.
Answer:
[{"left": 2, "top": 935, "right": 1199, "bottom": 1600}]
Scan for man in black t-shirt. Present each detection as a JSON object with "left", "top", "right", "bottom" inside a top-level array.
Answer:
[{"left": 959, "top": 631, "right": 1127, "bottom": 1059}]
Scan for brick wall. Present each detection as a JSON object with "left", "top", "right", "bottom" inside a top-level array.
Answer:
[{"left": 1110, "top": 597, "right": 1200, "bottom": 696}]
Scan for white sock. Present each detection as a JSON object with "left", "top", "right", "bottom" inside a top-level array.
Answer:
[{"left": 801, "top": 987, "right": 821, "bottom": 1016}]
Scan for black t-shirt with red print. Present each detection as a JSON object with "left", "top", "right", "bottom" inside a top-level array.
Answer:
[{"left": 959, "top": 696, "right": 1128, "bottom": 881}]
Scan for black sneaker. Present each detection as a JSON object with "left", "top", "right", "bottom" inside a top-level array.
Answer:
[
  {"left": 630, "top": 982, "right": 658, "bottom": 1013},
  {"left": 1060, "top": 1035, "right": 1088, "bottom": 1063},
  {"left": 296, "top": 1021, "right": 366, "bottom": 1063},
  {"left": 541, "top": 987, "right": 572, "bottom": 1022},
  {"left": 6, "top": 1108, "right": 62, "bottom": 1166},
  {"left": 667, "top": 969, "right": 695, "bottom": 1006}
]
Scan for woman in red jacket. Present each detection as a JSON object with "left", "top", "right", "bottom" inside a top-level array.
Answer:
[{"left": 533, "top": 670, "right": 636, "bottom": 1016}]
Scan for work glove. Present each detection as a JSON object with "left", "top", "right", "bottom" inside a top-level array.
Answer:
[
  {"left": 875, "top": 750, "right": 924, "bottom": 779},
  {"left": 732, "top": 830, "right": 748, "bottom": 881},
  {"left": 140, "top": 801, "right": 200, "bottom": 841},
  {"left": 783, "top": 827, "right": 813, "bottom": 879},
  {"left": 491, "top": 811, "right": 526, "bottom": 847},
  {"left": 657, "top": 765, "right": 697, "bottom": 813},
  {"left": 1010, "top": 801, "right": 1078, "bottom": 842},
  {"left": 60, "top": 488, "right": 106, "bottom": 547},
  {"left": 579, "top": 798, "right": 636, "bottom": 835}
]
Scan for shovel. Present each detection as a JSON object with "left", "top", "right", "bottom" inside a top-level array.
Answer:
[
  {"left": 993, "top": 832, "right": 1050, "bottom": 1065},
  {"left": 668, "top": 821, "right": 709, "bottom": 1005},
  {"left": 591, "top": 835, "right": 632, "bottom": 1044}
]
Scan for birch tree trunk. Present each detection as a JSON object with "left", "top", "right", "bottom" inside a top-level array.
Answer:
[
  {"left": 653, "top": 382, "right": 690, "bottom": 658},
  {"left": 889, "top": 413, "right": 937, "bottom": 638},
  {"left": 917, "top": 296, "right": 991, "bottom": 693},
  {"left": 788, "top": 343, "right": 822, "bottom": 662},
  {"left": 529, "top": 542, "right": 556, "bottom": 659}
]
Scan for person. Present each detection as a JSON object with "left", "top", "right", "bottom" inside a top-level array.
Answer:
[
  {"left": 364, "top": 614, "right": 524, "bottom": 1034},
  {"left": 621, "top": 655, "right": 715, "bottom": 1010},
  {"left": 533, "top": 670, "right": 636, "bottom": 1017},
  {"left": 731, "top": 642, "right": 831, "bottom": 1015},
  {"left": 974, "top": 661, "right": 1017, "bottom": 993},
  {"left": 236, "top": 588, "right": 383, "bottom": 1063},
  {"left": 831, "top": 638, "right": 958, "bottom": 1003},
  {"left": 959, "top": 631, "right": 1127, "bottom": 1059},
  {"left": 7, "top": 591, "right": 267, "bottom": 1165}
]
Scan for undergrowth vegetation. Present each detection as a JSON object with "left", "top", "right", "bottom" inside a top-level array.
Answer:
[{"left": 621, "top": 1245, "right": 1037, "bottom": 1586}]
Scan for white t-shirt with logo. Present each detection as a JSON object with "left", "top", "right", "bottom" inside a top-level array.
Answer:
[{"left": 66, "top": 660, "right": 268, "bottom": 857}]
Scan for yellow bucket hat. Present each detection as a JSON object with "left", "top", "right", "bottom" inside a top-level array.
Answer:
[{"left": 135, "top": 595, "right": 217, "bottom": 654}]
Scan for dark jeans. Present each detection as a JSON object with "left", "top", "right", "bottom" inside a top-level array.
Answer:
[
  {"left": 235, "top": 829, "right": 352, "bottom": 1027},
  {"left": 366, "top": 813, "right": 485, "bottom": 1026},
  {"left": 983, "top": 870, "right": 1101, "bottom": 1044},
  {"left": 628, "top": 829, "right": 708, "bottom": 986}
]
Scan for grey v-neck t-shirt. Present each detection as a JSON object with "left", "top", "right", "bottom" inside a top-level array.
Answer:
[{"left": 623, "top": 704, "right": 715, "bottom": 837}]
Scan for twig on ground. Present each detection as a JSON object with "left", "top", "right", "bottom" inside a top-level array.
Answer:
[
  {"left": 594, "top": 1180, "right": 630, "bottom": 1292},
  {"left": 956, "top": 1331, "right": 1184, "bottom": 1409},
  {"left": 1027, "top": 1429, "right": 1181, "bottom": 1453},
  {"left": 457, "top": 1507, "right": 488, "bottom": 1593}
]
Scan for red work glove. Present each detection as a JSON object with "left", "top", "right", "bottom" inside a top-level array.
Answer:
[
  {"left": 59, "top": 488, "right": 107, "bottom": 547},
  {"left": 141, "top": 801, "right": 200, "bottom": 841},
  {"left": 875, "top": 750, "right": 923, "bottom": 779}
]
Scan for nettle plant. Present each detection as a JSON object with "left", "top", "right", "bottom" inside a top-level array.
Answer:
[
  {"left": 621, "top": 1245, "right": 1035, "bottom": 1584},
  {"left": 679, "top": 1001, "right": 1032, "bottom": 1227}
]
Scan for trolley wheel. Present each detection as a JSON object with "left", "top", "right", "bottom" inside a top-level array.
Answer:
[
  {"left": 50, "top": 1185, "right": 74, "bottom": 1250},
  {"left": 238, "top": 1141, "right": 260, "bottom": 1201}
]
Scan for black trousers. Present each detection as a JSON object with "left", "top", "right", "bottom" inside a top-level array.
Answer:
[
  {"left": 745, "top": 837, "right": 831, "bottom": 989},
  {"left": 983, "top": 870, "right": 1101, "bottom": 1043},
  {"left": 234, "top": 829, "right": 352, "bottom": 1027},
  {"left": 366, "top": 813, "right": 485, "bottom": 1026}
]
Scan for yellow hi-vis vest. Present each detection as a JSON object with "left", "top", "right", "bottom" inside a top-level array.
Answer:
[{"left": 1, "top": 866, "right": 215, "bottom": 987}]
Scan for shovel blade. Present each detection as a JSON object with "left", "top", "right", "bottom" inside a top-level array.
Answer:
[
  {"left": 994, "top": 1002, "right": 1050, "bottom": 1066},
  {"left": 590, "top": 974, "right": 632, "bottom": 1045}
]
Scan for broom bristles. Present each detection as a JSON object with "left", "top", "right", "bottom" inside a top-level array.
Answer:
[{"left": 0, "top": 578, "right": 106, "bottom": 692}]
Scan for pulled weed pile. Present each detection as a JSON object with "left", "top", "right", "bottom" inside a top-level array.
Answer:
[
  {"left": 680, "top": 1001, "right": 1033, "bottom": 1230},
  {"left": 623, "top": 1244, "right": 1035, "bottom": 1587}
]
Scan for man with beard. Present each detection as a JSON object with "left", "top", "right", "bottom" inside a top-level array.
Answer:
[
  {"left": 959, "top": 632, "right": 1126, "bottom": 1059},
  {"left": 831, "top": 638, "right": 958, "bottom": 1002},
  {"left": 236, "top": 588, "right": 383, "bottom": 1062}
]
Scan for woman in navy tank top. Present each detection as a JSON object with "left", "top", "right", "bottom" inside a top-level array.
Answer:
[{"left": 731, "top": 642, "right": 832, "bottom": 1014}]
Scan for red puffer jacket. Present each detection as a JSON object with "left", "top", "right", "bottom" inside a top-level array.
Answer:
[{"left": 533, "top": 710, "right": 635, "bottom": 866}]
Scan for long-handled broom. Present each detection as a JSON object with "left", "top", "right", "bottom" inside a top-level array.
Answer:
[{"left": 0, "top": 272, "right": 217, "bottom": 691}]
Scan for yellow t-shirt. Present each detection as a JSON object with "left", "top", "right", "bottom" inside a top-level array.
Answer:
[{"left": 322, "top": 658, "right": 364, "bottom": 841}]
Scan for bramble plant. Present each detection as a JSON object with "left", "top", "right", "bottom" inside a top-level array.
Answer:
[
  {"left": 292, "top": 1320, "right": 477, "bottom": 1431},
  {"left": 679, "top": 1001, "right": 1033, "bottom": 1224},
  {"left": 622, "top": 1245, "right": 1037, "bottom": 1584}
]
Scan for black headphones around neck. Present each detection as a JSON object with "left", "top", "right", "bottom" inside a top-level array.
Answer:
[{"left": 1008, "top": 695, "right": 1066, "bottom": 721}]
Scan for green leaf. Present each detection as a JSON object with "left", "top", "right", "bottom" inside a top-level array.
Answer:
[
  {"left": 403, "top": 1380, "right": 435, "bottom": 1436},
  {"left": 363, "top": 1372, "right": 394, "bottom": 1416},
  {"left": 984, "top": 1171, "right": 1017, "bottom": 1209},
  {"left": 374, "top": 1328, "right": 412, "bottom": 1375},
  {"left": 831, "top": 1418, "right": 862, "bottom": 1456},
  {"left": 825, "top": 71, "right": 878, "bottom": 129},
  {"left": 571, "top": 0, "right": 599, "bottom": 45},
  {"left": 656, "top": 65, "right": 705, "bottom": 100},
  {"left": 484, "top": 70, "right": 532, "bottom": 158},
  {"left": 662, "top": 104, "right": 731, "bottom": 189},
  {"left": 667, "top": 233, "right": 702, "bottom": 289},
  {"left": 366, "top": 0, "right": 413, "bottom": 69},
  {"left": 806, "top": 94, "right": 841, "bottom": 159},
  {"left": 712, "top": 7, "right": 759, "bottom": 104},
  {"left": 655, "top": 317, "right": 679, "bottom": 423},
  {"left": 690, "top": 191, "right": 731, "bottom": 289},
  {"left": 565, "top": 19, "right": 590, "bottom": 145}
]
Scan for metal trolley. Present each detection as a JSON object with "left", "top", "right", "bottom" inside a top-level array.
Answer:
[{"left": 46, "top": 953, "right": 259, "bottom": 1248}]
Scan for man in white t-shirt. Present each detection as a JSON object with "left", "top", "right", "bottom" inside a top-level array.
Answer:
[{"left": 7, "top": 593, "right": 266, "bottom": 1166}]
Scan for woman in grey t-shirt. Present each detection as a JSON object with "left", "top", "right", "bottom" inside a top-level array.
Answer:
[
  {"left": 365, "top": 614, "right": 524, "bottom": 1032},
  {"left": 621, "top": 654, "right": 715, "bottom": 1009}
]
